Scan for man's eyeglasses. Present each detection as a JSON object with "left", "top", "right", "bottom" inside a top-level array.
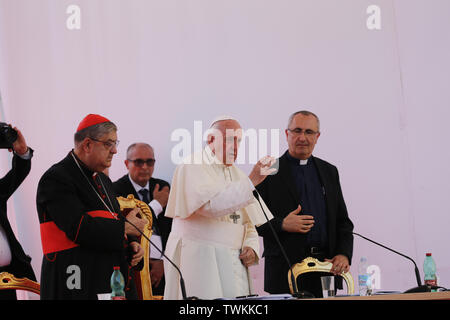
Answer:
[
  {"left": 287, "top": 128, "right": 319, "bottom": 137},
  {"left": 128, "top": 158, "right": 156, "bottom": 167},
  {"left": 90, "top": 138, "right": 120, "bottom": 150}
]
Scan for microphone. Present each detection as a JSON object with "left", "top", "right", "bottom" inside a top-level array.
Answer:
[
  {"left": 252, "top": 190, "right": 304, "bottom": 298},
  {"left": 120, "top": 213, "right": 195, "bottom": 300},
  {"left": 352, "top": 232, "right": 436, "bottom": 293}
]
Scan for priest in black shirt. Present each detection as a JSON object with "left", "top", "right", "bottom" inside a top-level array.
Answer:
[{"left": 256, "top": 110, "right": 354, "bottom": 297}]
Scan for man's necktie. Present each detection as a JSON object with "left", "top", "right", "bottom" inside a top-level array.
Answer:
[{"left": 138, "top": 188, "right": 150, "bottom": 204}]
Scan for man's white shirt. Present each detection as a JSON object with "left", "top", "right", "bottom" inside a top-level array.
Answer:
[{"left": 128, "top": 174, "right": 163, "bottom": 259}]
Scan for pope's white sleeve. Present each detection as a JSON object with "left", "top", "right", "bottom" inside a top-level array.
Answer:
[{"left": 196, "top": 177, "right": 255, "bottom": 218}]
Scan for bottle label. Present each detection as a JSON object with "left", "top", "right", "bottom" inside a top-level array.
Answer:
[
  {"left": 425, "top": 279, "right": 437, "bottom": 286},
  {"left": 358, "top": 274, "right": 369, "bottom": 286},
  {"left": 111, "top": 296, "right": 126, "bottom": 300}
]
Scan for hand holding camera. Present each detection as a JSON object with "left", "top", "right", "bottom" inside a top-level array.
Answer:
[{"left": 0, "top": 122, "right": 28, "bottom": 155}]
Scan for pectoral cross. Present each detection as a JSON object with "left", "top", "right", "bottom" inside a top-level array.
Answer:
[{"left": 230, "top": 212, "right": 240, "bottom": 224}]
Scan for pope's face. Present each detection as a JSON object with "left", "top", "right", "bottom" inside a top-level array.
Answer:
[{"left": 210, "top": 120, "right": 242, "bottom": 166}]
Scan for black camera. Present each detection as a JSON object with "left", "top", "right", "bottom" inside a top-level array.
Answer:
[{"left": 0, "top": 122, "right": 18, "bottom": 149}]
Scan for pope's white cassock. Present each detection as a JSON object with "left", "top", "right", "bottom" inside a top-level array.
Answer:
[{"left": 163, "top": 145, "right": 273, "bottom": 300}]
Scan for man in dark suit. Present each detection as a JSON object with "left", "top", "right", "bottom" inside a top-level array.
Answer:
[
  {"left": 113, "top": 142, "right": 171, "bottom": 296},
  {"left": 256, "top": 111, "right": 354, "bottom": 297},
  {"left": 0, "top": 125, "right": 36, "bottom": 300}
]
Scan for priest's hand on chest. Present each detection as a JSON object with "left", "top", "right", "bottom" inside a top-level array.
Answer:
[
  {"left": 239, "top": 246, "right": 257, "bottom": 267},
  {"left": 281, "top": 205, "right": 315, "bottom": 233}
]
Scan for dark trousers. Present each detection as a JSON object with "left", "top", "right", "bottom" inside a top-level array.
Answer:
[{"left": 152, "top": 276, "right": 165, "bottom": 296}]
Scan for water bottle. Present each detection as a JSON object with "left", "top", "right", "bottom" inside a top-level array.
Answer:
[
  {"left": 423, "top": 253, "right": 437, "bottom": 290},
  {"left": 110, "top": 266, "right": 126, "bottom": 300},
  {"left": 358, "top": 257, "right": 370, "bottom": 296}
]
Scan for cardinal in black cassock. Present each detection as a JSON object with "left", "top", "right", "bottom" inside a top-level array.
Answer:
[{"left": 36, "top": 114, "right": 144, "bottom": 300}]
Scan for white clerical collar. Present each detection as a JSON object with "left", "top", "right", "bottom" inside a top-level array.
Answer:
[
  {"left": 128, "top": 174, "right": 150, "bottom": 194},
  {"left": 286, "top": 151, "right": 310, "bottom": 166}
]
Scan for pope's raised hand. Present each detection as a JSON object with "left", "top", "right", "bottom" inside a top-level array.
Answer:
[{"left": 248, "top": 156, "right": 277, "bottom": 187}]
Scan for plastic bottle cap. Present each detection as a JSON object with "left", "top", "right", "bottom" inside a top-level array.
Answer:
[
  {"left": 113, "top": 266, "right": 120, "bottom": 270},
  {"left": 426, "top": 253, "right": 432, "bottom": 256}
]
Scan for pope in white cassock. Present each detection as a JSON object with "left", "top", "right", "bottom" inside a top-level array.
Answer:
[{"left": 163, "top": 116, "right": 275, "bottom": 300}]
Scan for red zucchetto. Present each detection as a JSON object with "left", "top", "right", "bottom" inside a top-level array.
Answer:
[{"left": 76, "top": 114, "right": 111, "bottom": 132}]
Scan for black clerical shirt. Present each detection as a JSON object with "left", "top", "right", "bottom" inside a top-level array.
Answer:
[{"left": 285, "top": 153, "right": 328, "bottom": 248}]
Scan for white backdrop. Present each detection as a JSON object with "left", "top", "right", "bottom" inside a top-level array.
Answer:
[{"left": 1, "top": 0, "right": 449, "bottom": 298}]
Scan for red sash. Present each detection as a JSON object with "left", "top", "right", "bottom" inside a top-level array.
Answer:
[{"left": 40, "top": 210, "right": 118, "bottom": 254}]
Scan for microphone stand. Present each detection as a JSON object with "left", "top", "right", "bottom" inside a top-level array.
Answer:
[
  {"left": 253, "top": 190, "right": 305, "bottom": 298},
  {"left": 353, "top": 232, "right": 435, "bottom": 293},
  {"left": 122, "top": 214, "right": 196, "bottom": 300}
]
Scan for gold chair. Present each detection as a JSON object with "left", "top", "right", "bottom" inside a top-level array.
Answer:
[
  {"left": 0, "top": 272, "right": 40, "bottom": 295},
  {"left": 288, "top": 257, "right": 355, "bottom": 296},
  {"left": 1, "top": 196, "right": 160, "bottom": 300},
  {"left": 116, "top": 194, "right": 163, "bottom": 300}
]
